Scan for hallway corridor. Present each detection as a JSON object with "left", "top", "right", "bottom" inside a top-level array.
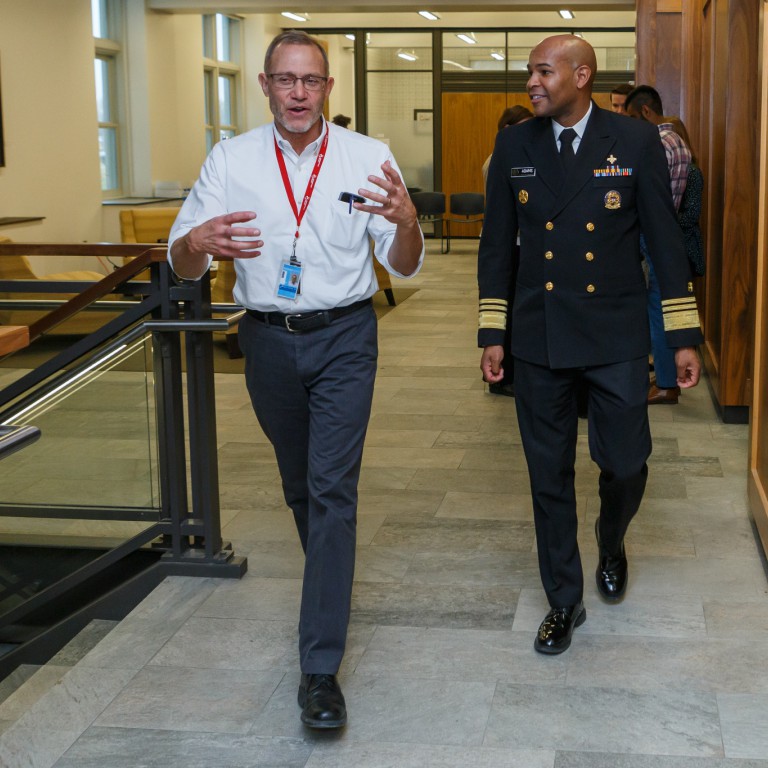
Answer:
[{"left": 1, "top": 240, "right": 767, "bottom": 767}]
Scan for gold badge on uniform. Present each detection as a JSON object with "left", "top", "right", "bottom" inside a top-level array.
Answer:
[
  {"left": 604, "top": 190, "right": 621, "bottom": 210},
  {"left": 518, "top": 190, "right": 529, "bottom": 204}
]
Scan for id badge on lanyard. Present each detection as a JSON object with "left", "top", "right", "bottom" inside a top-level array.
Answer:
[{"left": 274, "top": 127, "right": 329, "bottom": 301}]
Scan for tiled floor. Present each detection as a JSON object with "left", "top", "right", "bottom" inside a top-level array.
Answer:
[{"left": 1, "top": 239, "right": 768, "bottom": 767}]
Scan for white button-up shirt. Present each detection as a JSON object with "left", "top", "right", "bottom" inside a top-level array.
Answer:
[{"left": 168, "top": 121, "right": 424, "bottom": 312}]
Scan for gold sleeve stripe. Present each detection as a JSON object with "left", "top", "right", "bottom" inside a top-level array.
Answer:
[
  {"left": 663, "top": 309, "right": 701, "bottom": 331},
  {"left": 479, "top": 298, "right": 508, "bottom": 330},
  {"left": 478, "top": 310, "right": 507, "bottom": 330},
  {"left": 662, "top": 297, "right": 698, "bottom": 309}
]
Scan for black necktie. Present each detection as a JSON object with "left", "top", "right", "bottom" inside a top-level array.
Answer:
[{"left": 559, "top": 128, "right": 577, "bottom": 174}]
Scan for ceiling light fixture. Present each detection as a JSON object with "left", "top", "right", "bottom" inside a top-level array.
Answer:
[
  {"left": 456, "top": 33, "right": 477, "bottom": 45},
  {"left": 558, "top": 10, "right": 575, "bottom": 19},
  {"left": 345, "top": 33, "right": 355, "bottom": 40},
  {"left": 397, "top": 49, "right": 419, "bottom": 61},
  {"left": 281, "top": 11, "right": 308, "bottom": 22},
  {"left": 418, "top": 11, "right": 440, "bottom": 21},
  {"left": 491, "top": 51, "right": 505, "bottom": 61}
]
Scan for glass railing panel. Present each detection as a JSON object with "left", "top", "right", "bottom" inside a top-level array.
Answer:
[{"left": 0, "top": 334, "right": 160, "bottom": 537}]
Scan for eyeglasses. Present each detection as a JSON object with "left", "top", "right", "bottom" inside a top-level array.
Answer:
[{"left": 267, "top": 73, "right": 328, "bottom": 91}]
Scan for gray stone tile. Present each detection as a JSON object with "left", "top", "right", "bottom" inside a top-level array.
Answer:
[
  {"left": 718, "top": 693, "right": 768, "bottom": 759},
  {"left": 358, "top": 488, "right": 444, "bottom": 516},
  {"left": 0, "top": 665, "right": 70, "bottom": 722},
  {"left": 629, "top": 556, "right": 767, "bottom": 599},
  {"left": 704, "top": 600, "right": 768, "bottom": 637},
  {"left": 407, "top": 467, "right": 532, "bottom": 494},
  {"left": 237, "top": 540, "right": 305, "bottom": 578},
  {"left": 255, "top": 673, "right": 496, "bottom": 746},
  {"left": 94, "top": 666, "right": 285, "bottom": 734},
  {"left": 356, "top": 625, "right": 565, "bottom": 684},
  {"left": 371, "top": 516, "right": 535, "bottom": 553},
  {"left": 362, "top": 445, "right": 466, "bottom": 469},
  {"left": 48, "top": 620, "right": 118, "bottom": 666},
  {"left": 305, "top": 741, "right": 555, "bottom": 768},
  {"left": 194, "top": 576, "right": 302, "bottom": 621},
  {"left": 0, "top": 665, "right": 40, "bottom": 708},
  {"left": 565, "top": 633, "right": 768, "bottom": 694},
  {"left": 554, "top": 753, "right": 768, "bottom": 767},
  {"left": 403, "top": 551, "right": 542, "bottom": 587},
  {"left": 354, "top": 546, "right": 415, "bottom": 583},
  {"left": 78, "top": 577, "right": 220, "bottom": 670},
  {"left": 351, "top": 581, "right": 517, "bottom": 629},
  {"left": 512, "top": 588, "right": 707, "bottom": 639},
  {"left": 148, "top": 617, "right": 298, "bottom": 671},
  {"left": 0, "top": 666, "right": 138, "bottom": 768},
  {"left": 54, "top": 727, "right": 313, "bottom": 767},
  {"left": 484, "top": 683, "right": 723, "bottom": 757},
  {"left": 435, "top": 491, "right": 534, "bottom": 521}
]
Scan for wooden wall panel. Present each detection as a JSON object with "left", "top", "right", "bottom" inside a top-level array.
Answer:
[
  {"left": 718, "top": 0, "right": 761, "bottom": 410},
  {"left": 748, "top": 0, "right": 768, "bottom": 560},
  {"left": 702, "top": 0, "right": 728, "bottom": 386},
  {"left": 440, "top": 92, "right": 612, "bottom": 239},
  {"left": 655, "top": 13, "right": 683, "bottom": 116}
]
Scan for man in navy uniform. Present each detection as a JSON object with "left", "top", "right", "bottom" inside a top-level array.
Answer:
[{"left": 478, "top": 34, "right": 703, "bottom": 654}]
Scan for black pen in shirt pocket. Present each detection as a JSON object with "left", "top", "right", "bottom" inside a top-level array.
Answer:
[{"left": 339, "top": 191, "right": 366, "bottom": 213}]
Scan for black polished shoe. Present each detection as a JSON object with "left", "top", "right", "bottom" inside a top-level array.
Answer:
[
  {"left": 595, "top": 517, "right": 628, "bottom": 602},
  {"left": 489, "top": 382, "right": 515, "bottom": 397},
  {"left": 534, "top": 602, "right": 586, "bottom": 654},
  {"left": 298, "top": 673, "right": 347, "bottom": 729}
]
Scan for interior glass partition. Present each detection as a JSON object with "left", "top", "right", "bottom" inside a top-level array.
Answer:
[{"left": 367, "top": 32, "right": 434, "bottom": 194}]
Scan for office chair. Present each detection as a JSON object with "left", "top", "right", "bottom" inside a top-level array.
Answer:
[
  {"left": 445, "top": 193, "right": 485, "bottom": 253},
  {"left": 411, "top": 192, "right": 447, "bottom": 253}
]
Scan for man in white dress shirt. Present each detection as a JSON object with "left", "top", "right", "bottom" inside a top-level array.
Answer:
[{"left": 168, "top": 30, "right": 424, "bottom": 730}]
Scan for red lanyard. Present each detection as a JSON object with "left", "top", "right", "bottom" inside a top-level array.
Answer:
[{"left": 274, "top": 125, "right": 329, "bottom": 261}]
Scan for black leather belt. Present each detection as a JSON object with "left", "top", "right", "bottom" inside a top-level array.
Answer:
[{"left": 246, "top": 298, "right": 371, "bottom": 333}]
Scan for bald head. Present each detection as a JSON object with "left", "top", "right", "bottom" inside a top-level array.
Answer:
[{"left": 527, "top": 34, "right": 596, "bottom": 125}]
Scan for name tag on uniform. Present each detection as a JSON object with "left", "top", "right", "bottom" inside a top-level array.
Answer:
[{"left": 510, "top": 167, "right": 536, "bottom": 177}]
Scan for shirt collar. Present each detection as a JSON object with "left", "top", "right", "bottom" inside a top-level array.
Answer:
[
  {"left": 273, "top": 118, "right": 327, "bottom": 158},
  {"left": 552, "top": 102, "right": 593, "bottom": 142}
]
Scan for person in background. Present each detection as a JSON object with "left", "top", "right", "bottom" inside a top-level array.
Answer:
[
  {"left": 625, "top": 85, "right": 692, "bottom": 405},
  {"left": 479, "top": 34, "right": 702, "bottom": 655},
  {"left": 331, "top": 113, "right": 352, "bottom": 129},
  {"left": 610, "top": 83, "right": 634, "bottom": 114},
  {"left": 167, "top": 30, "right": 424, "bottom": 730},
  {"left": 482, "top": 104, "right": 534, "bottom": 397}
]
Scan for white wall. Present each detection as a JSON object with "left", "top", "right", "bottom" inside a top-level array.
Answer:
[
  {"left": 0, "top": 0, "right": 103, "bottom": 273},
  {"left": 0, "top": 2, "right": 283, "bottom": 272}
]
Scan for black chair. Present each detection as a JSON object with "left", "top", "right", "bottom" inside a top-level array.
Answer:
[
  {"left": 411, "top": 191, "right": 446, "bottom": 253},
  {"left": 445, "top": 192, "right": 485, "bottom": 253}
]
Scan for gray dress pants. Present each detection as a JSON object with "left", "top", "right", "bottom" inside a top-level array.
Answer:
[{"left": 239, "top": 304, "right": 377, "bottom": 673}]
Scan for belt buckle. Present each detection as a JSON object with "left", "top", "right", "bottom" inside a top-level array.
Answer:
[{"left": 284, "top": 313, "right": 303, "bottom": 333}]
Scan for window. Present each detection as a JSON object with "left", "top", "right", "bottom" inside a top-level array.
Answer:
[
  {"left": 202, "top": 14, "right": 241, "bottom": 153},
  {"left": 92, "top": 0, "right": 123, "bottom": 196}
]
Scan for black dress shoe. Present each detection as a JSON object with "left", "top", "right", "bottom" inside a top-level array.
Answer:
[
  {"left": 595, "top": 517, "right": 628, "bottom": 602},
  {"left": 298, "top": 673, "right": 347, "bottom": 729},
  {"left": 534, "top": 602, "right": 586, "bottom": 654},
  {"left": 489, "top": 382, "right": 515, "bottom": 397}
]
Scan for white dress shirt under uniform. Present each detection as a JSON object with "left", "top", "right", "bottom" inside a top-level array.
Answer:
[{"left": 168, "top": 120, "right": 425, "bottom": 313}]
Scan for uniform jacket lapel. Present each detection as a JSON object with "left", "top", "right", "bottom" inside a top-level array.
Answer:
[
  {"left": 548, "top": 106, "right": 617, "bottom": 219},
  {"left": 522, "top": 121, "right": 562, "bottom": 197}
]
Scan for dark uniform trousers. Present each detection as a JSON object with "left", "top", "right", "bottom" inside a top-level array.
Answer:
[
  {"left": 239, "top": 305, "right": 378, "bottom": 673},
  {"left": 514, "top": 356, "right": 651, "bottom": 608}
]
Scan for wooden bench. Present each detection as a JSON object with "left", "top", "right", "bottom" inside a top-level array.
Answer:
[{"left": 0, "top": 325, "right": 30, "bottom": 356}]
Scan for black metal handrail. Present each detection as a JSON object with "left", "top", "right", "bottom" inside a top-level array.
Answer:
[{"left": 0, "top": 424, "right": 41, "bottom": 461}]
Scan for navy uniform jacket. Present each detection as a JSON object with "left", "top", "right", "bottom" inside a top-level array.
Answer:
[{"left": 478, "top": 104, "right": 703, "bottom": 368}]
